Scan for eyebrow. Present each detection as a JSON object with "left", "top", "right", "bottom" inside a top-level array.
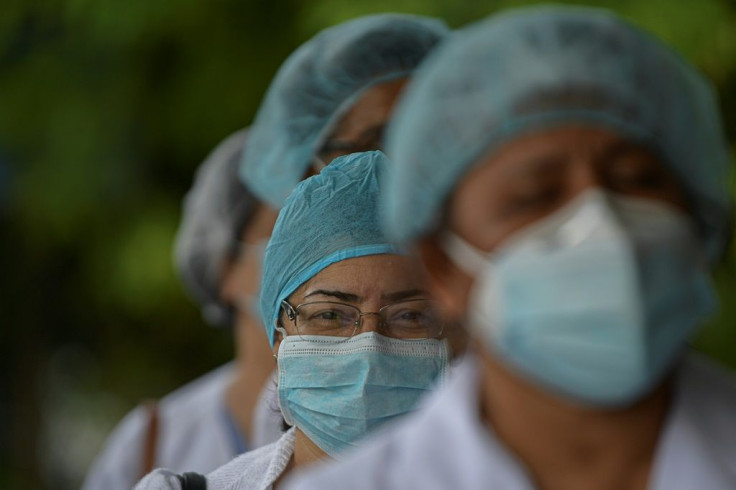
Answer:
[
  {"left": 302, "top": 288, "right": 428, "bottom": 304},
  {"left": 380, "top": 289, "right": 428, "bottom": 303},
  {"left": 356, "top": 123, "right": 385, "bottom": 141},
  {"left": 324, "top": 123, "right": 385, "bottom": 148},
  {"left": 509, "top": 153, "right": 567, "bottom": 178},
  {"left": 598, "top": 139, "right": 656, "bottom": 164},
  {"left": 304, "top": 289, "right": 361, "bottom": 302}
]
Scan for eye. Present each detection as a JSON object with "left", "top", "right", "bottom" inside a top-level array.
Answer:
[
  {"left": 388, "top": 307, "right": 436, "bottom": 326},
  {"left": 393, "top": 310, "right": 423, "bottom": 322},
  {"left": 608, "top": 164, "right": 669, "bottom": 191},
  {"left": 503, "top": 185, "right": 564, "bottom": 217},
  {"left": 309, "top": 309, "right": 345, "bottom": 321}
]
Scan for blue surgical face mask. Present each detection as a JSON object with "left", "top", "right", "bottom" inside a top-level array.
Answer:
[
  {"left": 442, "top": 190, "right": 716, "bottom": 407},
  {"left": 277, "top": 331, "right": 449, "bottom": 456}
]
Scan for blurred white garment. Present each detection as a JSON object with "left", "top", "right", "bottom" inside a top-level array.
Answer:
[
  {"left": 252, "top": 371, "right": 284, "bottom": 447},
  {"left": 83, "top": 363, "right": 283, "bottom": 490},
  {"left": 285, "top": 353, "right": 736, "bottom": 490},
  {"left": 135, "top": 427, "right": 296, "bottom": 490}
]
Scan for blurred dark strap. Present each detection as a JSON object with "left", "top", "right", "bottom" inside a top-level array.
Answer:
[
  {"left": 140, "top": 400, "right": 159, "bottom": 478},
  {"left": 177, "top": 472, "right": 208, "bottom": 490}
]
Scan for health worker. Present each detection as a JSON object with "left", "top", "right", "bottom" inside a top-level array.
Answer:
[
  {"left": 240, "top": 13, "right": 448, "bottom": 208},
  {"left": 83, "top": 129, "right": 282, "bottom": 490},
  {"left": 286, "top": 7, "right": 736, "bottom": 490},
  {"left": 136, "top": 151, "right": 452, "bottom": 489}
]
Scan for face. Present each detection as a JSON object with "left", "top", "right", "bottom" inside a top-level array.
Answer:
[
  {"left": 220, "top": 204, "right": 280, "bottom": 319},
  {"left": 419, "top": 126, "right": 690, "bottom": 319},
  {"left": 313, "top": 77, "right": 408, "bottom": 168},
  {"left": 272, "top": 254, "right": 443, "bottom": 354}
]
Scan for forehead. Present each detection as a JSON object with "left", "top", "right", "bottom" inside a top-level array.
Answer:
[
  {"left": 330, "top": 78, "right": 409, "bottom": 138},
  {"left": 293, "top": 254, "right": 426, "bottom": 299},
  {"left": 460, "top": 125, "right": 669, "bottom": 185},
  {"left": 481, "top": 125, "right": 649, "bottom": 162}
]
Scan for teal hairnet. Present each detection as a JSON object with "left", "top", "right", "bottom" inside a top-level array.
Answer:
[
  {"left": 260, "top": 151, "right": 398, "bottom": 346},
  {"left": 174, "top": 129, "right": 259, "bottom": 326},
  {"left": 385, "top": 6, "right": 732, "bottom": 260},
  {"left": 241, "top": 14, "right": 448, "bottom": 209}
]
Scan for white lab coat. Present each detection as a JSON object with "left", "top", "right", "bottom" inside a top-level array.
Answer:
[
  {"left": 285, "top": 353, "right": 736, "bottom": 490},
  {"left": 83, "top": 363, "right": 283, "bottom": 490},
  {"left": 135, "top": 427, "right": 296, "bottom": 490}
]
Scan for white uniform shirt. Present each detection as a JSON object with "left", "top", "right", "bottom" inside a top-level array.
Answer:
[
  {"left": 285, "top": 353, "right": 736, "bottom": 490},
  {"left": 135, "top": 427, "right": 297, "bottom": 490},
  {"left": 83, "top": 363, "right": 283, "bottom": 490}
]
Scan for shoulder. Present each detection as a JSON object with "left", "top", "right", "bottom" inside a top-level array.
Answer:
[
  {"left": 679, "top": 354, "right": 736, "bottom": 447},
  {"left": 154, "top": 364, "right": 240, "bottom": 471},
  {"left": 82, "top": 404, "right": 150, "bottom": 490},
  {"left": 134, "top": 469, "right": 183, "bottom": 490},
  {"left": 157, "top": 363, "right": 236, "bottom": 419},
  {"left": 83, "top": 364, "right": 237, "bottom": 489}
]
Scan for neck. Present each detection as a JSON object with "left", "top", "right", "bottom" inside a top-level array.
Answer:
[
  {"left": 225, "top": 317, "right": 276, "bottom": 444},
  {"left": 273, "top": 429, "right": 328, "bottom": 489},
  {"left": 477, "top": 347, "right": 671, "bottom": 490},
  {"left": 292, "top": 428, "right": 329, "bottom": 468}
]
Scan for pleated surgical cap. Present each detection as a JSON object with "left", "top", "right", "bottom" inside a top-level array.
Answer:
[
  {"left": 241, "top": 13, "right": 448, "bottom": 209},
  {"left": 385, "top": 6, "right": 732, "bottom": 260},
  {"left": 260, "top": 151, "right": 398, "bottom": 346},
  {"left": 174, "top": 129, "right": 258, "bottom": 326}
]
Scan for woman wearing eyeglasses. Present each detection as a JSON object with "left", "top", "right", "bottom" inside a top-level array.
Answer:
[{"left": 136, "top": 151, "right": 453, "bottom": 490}]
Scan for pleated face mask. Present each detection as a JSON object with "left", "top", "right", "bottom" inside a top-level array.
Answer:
[
  {"left": 442, "top": 190, "right": 716, "bottom": 407},
  {"left": 276, "top": 331, "right": 449, "bottom": 456}
]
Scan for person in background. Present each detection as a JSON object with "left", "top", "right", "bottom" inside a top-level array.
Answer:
[
  {"left": 240, "top": 13, "right": 449, "bottom": 209},
  {"left": 240, "top": 12, "right": 468, "bottom": 359},
  {"left": 83, "top": 129, "right": 282, "bottom": 490},
  {"left": 136, "top": 151, "right": 452, "bottom": 490},
  {"left": 286, "top": 7, "right": 736, "bottom": 490}
]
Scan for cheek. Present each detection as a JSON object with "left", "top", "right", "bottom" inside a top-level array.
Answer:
[
  {"left": 448, "top": 265, "right": 476, "bottom": 317},
  {"left": 422, "top": 243, "right": 476, "bottom": 321}
]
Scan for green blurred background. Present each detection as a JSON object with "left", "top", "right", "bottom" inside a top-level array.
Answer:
[{"left": 1, "top": 0, "right": 734, "bottom": 488}]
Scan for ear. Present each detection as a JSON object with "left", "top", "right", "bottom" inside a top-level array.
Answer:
[
  {"left": 416, "top": 236, "right": 474, "bottom": 322},
  {"left": 271, "top": 318, "right": 286, "bottom": 358}
]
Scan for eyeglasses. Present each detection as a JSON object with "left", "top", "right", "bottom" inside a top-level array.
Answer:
[
  {"left": 312, "top": 125, "right": 385, "bottom": 172},
  {"left": 279, "top": 299, "right": 444, "bottom": 340}
]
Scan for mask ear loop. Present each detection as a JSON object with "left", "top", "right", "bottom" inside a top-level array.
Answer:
[
  {"left": 272, "top": 324, "right": 286, "bottom": 360},
  {"left": 273, "top": 301, "right": 293, "bottom": 359},
  {"left": 439, "top": 231, "right": 490, "bottom": 276}
]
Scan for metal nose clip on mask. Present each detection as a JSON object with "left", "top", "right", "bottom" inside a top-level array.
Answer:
[
  {"left": 442, "top": 190, "right": 716, "bottom": 407},
  {"left": 277, "top": 331, "right": 449, "bottom": 456}
]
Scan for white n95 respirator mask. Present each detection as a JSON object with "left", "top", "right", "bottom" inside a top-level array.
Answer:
[{"left": 442, "top": 190, "right": 716, "bottom": 407}]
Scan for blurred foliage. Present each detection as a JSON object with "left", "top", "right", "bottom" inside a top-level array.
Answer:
[{"left": 0, "top": 1, "right": 734, "bottom": 489}]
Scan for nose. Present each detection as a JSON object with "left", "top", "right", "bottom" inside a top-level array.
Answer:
[
  {"left": 569, "top": 158, "right": 604, "bottom": 196},
  {"left": 357, "top": 312, "right": 382, "bottom": 334}
]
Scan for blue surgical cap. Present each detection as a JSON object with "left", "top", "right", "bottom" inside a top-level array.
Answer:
[
  {"left": 260, "top": 151, "right": 398, "bottom": 346},
  {"left": 241, "top": 14, "right": 448, "bottom": 209},
  {"left": 385, "top": 6, "right": 733, "bottom": 260},
  {"left": 174, "top": 129, "right": 259, "bottom": 326}
]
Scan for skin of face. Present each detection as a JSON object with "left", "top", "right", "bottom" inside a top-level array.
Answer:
[
  {"left": 312, "top": 77, "right": 409, "bottom": 167},
  {"left": 418, "top": 125, "right": 691, "bottom": 321},
  {"left": 271, "top": 253, "right": 440, "bottom": 353},
  {"left": 415, "top": 125, "right": 693, "bottom": 490},
  {"left": 270, "top": 253, "right": 449, "bottom": 473},
  {"left": 221, "top": 204, "right": 280, "bottom": 313},
  {"left": 219, "top": 203, "right": 280, "bottom": 441}
]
